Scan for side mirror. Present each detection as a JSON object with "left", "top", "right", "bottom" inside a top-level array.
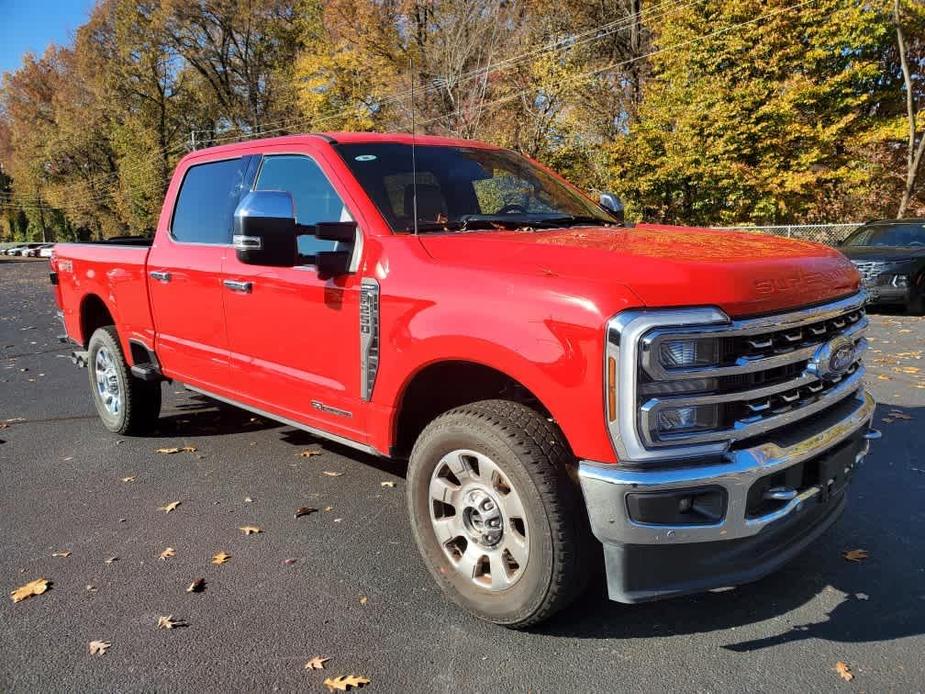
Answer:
[
  {"left": 314, "top": 222, "right": 358, "bottom": 280},
  {"left": 233, "top": 191, "right": 299, "bottom": 267},
  {"left": 599, "top": 192, "right": 625, "bottom": 223}
]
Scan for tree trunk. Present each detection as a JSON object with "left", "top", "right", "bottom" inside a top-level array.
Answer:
[{"left": 894, "top": 0, "right": 924, "bottom": 217}]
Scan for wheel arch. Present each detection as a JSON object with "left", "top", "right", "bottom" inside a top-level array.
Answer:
[
  {"left": 79, "top": 293, "right": 117, "bottom": 348},
  {"left": 391, "top": 359, "right": 562, "bottom": 459}
]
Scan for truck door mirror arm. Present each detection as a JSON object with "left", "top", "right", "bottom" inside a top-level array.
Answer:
[{"left": 233, "top": 192, "right": 358, "bottom": 277}]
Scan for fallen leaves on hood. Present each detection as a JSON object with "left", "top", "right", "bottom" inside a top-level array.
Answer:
[
  {"left": 156, "top": 446, "right": 198, "bottom": 454},
  {"left": 159, "top": 501, "right": 181, "bottom": 513},
  {"left": 835, "top": 661, "right": 854, "bottom": 681},
  {"left": 159, "top": 548, "right": 176, "bottom": 561},
  {"left": 239, "top": 526, "right": 262, "bottom": 535},
  {"left": 842, "top": 549, "right": 869, "bottom": 563},
  {"left": 88, "top": 640, "right": 111, "bottom": 656},
  {"left": 323, "top": 675, "right": 370, "bottom": 691},
  {"left": 157, "top": 615, "right": 185, "bottom": 629},
  {"left": 305, "top": 656, "right": 330, "bottom": 670},
  {"left": 52, "top": 551, "right": 71, "bottom": 558},
  {"left": 322, "top": 471, "right": 344, "bottom": 477},
  {"left": 187, "top": 578, "right": 206, "bottom": 593},
  {"left": 299, "top": 449, "right": 322, "bottom": 458},
  {"left": 380, "top": 481, "right": 396, "bottom": 488},
  {"left": 10, "top": 578, "right": 50, "bottom": 603},
  {"left": 121, "top": 476, "right": 136, "bottom": 483},
  {"left": 211, "top": 552, "right": 231, "bottom": 565}
]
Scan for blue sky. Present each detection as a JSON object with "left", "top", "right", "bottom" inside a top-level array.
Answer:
[{"left": 0, "top": 0, "right": 96, "bottom": 76}]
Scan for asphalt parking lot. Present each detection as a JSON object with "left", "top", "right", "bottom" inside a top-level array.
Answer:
[{"left": 1, "top": 257, "right": 923, "bottom": 692}]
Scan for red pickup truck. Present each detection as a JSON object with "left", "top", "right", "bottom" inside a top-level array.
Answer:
[{"left": 51, "top": 132, "right": 877, "bottom": 627}]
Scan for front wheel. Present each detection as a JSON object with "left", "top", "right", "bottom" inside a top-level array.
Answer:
[
  {"left": 407, "top": 400, "right": 591, "bottom": 628},
  {"left": 87, "top": 326, "right": 161, "bottom": 434}
]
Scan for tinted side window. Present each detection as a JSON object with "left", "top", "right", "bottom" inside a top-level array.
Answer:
[
  {"left": 171, "top": 158, "right": 248, "bottom": 244},
  {"left": 255, "top": 155, "right": 352, "bottom": 257}
]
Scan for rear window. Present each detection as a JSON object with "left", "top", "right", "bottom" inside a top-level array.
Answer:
[{"left": 171, "top": 158, "right": 249, "bottom": 244}]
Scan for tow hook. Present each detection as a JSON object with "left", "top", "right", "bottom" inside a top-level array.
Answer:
[{"left": 71, "top": 350, "right": 89, "bottom": 368}]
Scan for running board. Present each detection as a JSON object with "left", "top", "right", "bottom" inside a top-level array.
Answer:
[
  {"left": 183, "top": 385, "right": 380, "bottom": 457},
  {"left": 130, "top": 362, "right": 164, "bottom": 382}
]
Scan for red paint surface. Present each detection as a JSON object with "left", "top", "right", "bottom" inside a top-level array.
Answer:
[{"left": 51, "top": 133, "right": 861, "bottom": 463}]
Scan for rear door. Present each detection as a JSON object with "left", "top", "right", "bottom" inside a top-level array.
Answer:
[
  {"left": 147, "top": 155, "right": 255, "bottom": 392},
  {"left": 221, "top": 150, "right": 367, "bottom": 440}
]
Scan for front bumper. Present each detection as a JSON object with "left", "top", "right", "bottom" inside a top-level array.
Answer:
[{"left": 578, "top": 389, "right": 876, "bottom": 603}]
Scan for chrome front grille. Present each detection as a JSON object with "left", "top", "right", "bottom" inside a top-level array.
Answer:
[
  {"left": 851, "top": 261, "right": 880, "bottom": 284},
  {"left": 605, "top": 292, "right": 870, "bottom": 464},
  {"left": 636, "top": 294, "right": 868, "bottom": 449}
]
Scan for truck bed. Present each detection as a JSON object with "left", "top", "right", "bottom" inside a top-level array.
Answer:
[{"left": 52, "top": 242, "right": 155, "bottom": 355}]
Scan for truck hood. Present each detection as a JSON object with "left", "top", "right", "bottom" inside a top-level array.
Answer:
[{"left": 418, "top": 224, "right": 861, "bottom": 317}]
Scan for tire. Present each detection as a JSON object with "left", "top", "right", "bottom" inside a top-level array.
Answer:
[
  {"left": 407, "top": 399, "right": 591, "bottom": 628},
  {"left": 87, "top": 326, "right": 161, "bottom": 434}
]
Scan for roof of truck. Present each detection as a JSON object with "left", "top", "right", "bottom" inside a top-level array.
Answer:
[{"left": 181, "top": 132, "right": 499, "bottom": 164}]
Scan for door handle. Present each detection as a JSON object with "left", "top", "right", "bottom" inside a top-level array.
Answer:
[
  {"left": 223, "top": 279, "right": 253, "bottom": 293},
  {"left": 150, "top": 270, "right": 171, "bottom": 283}
]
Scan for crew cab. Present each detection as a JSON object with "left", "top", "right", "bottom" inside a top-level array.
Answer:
[{"left": 50, "top": 132, "right": 878, "bottom": 627}]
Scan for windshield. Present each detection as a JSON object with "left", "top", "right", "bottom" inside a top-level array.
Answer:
[
  {"left": 843, "top": 222, "right": 925, "bottom": 247},
  {"left": 336, "top": 143, "right": 617, "bottom": 232}
]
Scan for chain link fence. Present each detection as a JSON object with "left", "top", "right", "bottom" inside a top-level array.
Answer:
[{"left": 711, "top": 223, "right": 862, "bottom": 246}]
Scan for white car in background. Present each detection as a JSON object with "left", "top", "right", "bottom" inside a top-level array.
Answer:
[{"left": 38, "top": 244, "right": 55, "bottom": 258}]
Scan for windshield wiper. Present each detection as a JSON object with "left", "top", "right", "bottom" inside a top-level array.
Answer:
[{"left": 539, "top": 215, "right": 616, "bottom": 227}]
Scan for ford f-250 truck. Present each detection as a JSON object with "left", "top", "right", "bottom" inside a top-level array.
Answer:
[{"left": 50, "top": 132, "right": 878, "bottom": 628}]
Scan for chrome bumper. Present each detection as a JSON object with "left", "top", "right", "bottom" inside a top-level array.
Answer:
[{"left": 579, "top": 389, "right": 876, "bottom": 546}]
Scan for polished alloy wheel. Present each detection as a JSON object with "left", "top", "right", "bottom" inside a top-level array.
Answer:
[
  {"left": 94, "top": 346, "right": 122, "bottom": 416},
  {"left": 428, "top": 449, "right": 529, "bottom": 591}
]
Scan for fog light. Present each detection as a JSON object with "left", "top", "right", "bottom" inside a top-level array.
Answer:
[
  {"left": 890, "top": 274, "right": 909, "bottom": 288},
  {"left": 656, "top": 404, "right": 719, "bottom": 434},
  {"left": 659, "top": 338, "right": 718, "bottom": 368}
]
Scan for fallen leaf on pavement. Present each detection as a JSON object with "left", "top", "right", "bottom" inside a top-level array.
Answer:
[
  {"left": 10, "top": 578, "right": 50, "bottom": 603},
  {"left": 305, "top": 656, "right": 330, "bottom": 670},
  {"left": 322, "top": 471, "right": 344, "bottom": 477},
  {"left": 244, "top": 496, "right": 253, "bottom": 503},
  {"left": 105, "top": 556, "right": 119, "bottom": 564},
  {"left": 121, "top": 476, "right": 136, "bottom": 483},
  {"left": 324, "top": 506, "right": 334, "bottom": 512},
  {"left": 855, "top": 592, "right": 869, "bottom": 600},
  {"left": 359, "top": 596, "right": 368, "bottom": 605},
  {"left": 380, "top": 481, "right": 396, "bottom": 488},
  {"left": 299, "top": 449, "right": 322, "bottom": 458},
  {"left": 157, "top": 615, "right": 185, "bottom": 629},
  {"left": 159, "top": 501, "right": 181, "bottom": 513},
  {"left": 187, "top": 578, "right": 206, "bottom": 593},
  {"left": 211, "top": 552, "right": 231, "bottom": 565},
  {"left": 294, "top": 506, "right": 318, "bottom": 518},
  {"left": 239, "top": 526, "right": 262, "bottom": 535},
  {"left": 88, "top": 640, "right": 111, "bottom": 656},
  {"left": 323, "top": 675, "right": 370, "bottom": 691},
  {"left": 156, "top": 446, "right": 197, "bottom": 454},
  {"left": 843, "top": 549, "right": 869, "bottom": 562},
  {"left": 159, "top": 548, "right": 176, "bottom": 561},
  {"left": 835, "top": 661, "right": 854, "bottom": 681},
  {"left": 86, "top": 585, "right": 97, "bottom": 592},
  {"left": 52, "top": 551, "right": 71, "bottom": 558},
  {"left": 888, "top": 411, "right": 912, "bottom": 420}
]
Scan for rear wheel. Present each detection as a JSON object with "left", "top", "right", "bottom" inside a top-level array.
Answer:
[
  {"left": 87, "top": 326, "right": 161, "bottom": 434},
  {"left": 407, "top": 400, "right": 590, "bottom": 628}
]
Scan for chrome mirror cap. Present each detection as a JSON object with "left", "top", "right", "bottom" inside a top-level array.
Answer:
[
  {"left": 599, "top": 192, "right": 624, "bottom": 223},
  {"left": 234, "top": 190, "right": 296, "bottom": 229}
]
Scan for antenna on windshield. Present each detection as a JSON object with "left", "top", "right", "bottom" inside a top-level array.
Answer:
[{"left": 410, "top": 54, "right": 419, "bottom": 236}]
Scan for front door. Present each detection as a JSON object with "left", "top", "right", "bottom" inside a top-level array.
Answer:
[
  {"left": 148, "top": 156, "right": 252, "bottom": 392},
  {"left": 221, "top": 152, "right": 366, "bottom": 441}
]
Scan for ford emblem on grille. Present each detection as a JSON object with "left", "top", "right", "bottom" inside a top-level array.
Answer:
[{"left": 806, "top": 335, "right": 856, "bottom": 381}]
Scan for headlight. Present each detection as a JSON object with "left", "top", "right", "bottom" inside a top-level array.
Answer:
[
  {"left": 890, "top": 274, "right": 908, "bottom": 287},
  {"left": 655, "top": 404, "right": 719, "bottom": 436},
  {"left": 658, "top": 338, "right": 719, "bottom": 369}
]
